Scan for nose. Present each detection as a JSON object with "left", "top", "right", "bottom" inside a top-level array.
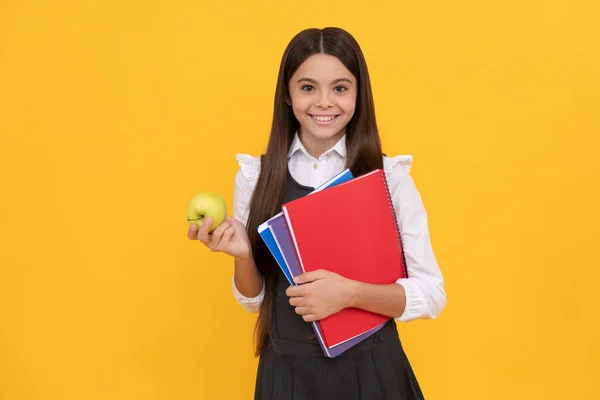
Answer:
[{"left": 316, "top": 90, "right": 332, "bottom": 108}]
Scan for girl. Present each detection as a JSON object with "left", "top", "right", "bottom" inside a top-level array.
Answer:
[{"left": 188, "top": 27, "right": 446, "bottom": 400}]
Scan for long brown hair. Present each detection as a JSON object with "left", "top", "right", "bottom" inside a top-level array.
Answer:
[{"left": 246, "top": 27, "right": 384, "bottom": 357}]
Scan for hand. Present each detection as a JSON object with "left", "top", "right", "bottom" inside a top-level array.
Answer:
[
  {"left": 285, "top": 270, "right": 354, "bottom": 322},
  {"left": 187, "top": 215, "right": 251, "bottom": 259}
]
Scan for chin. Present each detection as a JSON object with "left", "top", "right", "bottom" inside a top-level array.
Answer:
[
  {"left": 316, "top": 129, "right": 345, "bottom": 140},
  {"left": 306, "top": 126, "right": 344, "bottom": 140}
]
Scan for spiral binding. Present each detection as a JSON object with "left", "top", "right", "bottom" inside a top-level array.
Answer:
[{"left": 381, "top": 170, "right": 408, "bottom": 278}]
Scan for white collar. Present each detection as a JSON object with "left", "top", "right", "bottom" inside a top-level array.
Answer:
[{"left": 287, "top": 131, "right": 347, "bottom": 159}]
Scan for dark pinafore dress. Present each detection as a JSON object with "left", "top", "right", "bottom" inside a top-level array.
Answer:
[{"left": 253, "top": 169, "right": 425, "bottom": 400}]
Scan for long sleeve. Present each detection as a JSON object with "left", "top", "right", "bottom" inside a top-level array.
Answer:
[
  {"left": 231, "top": 154, "right": 265, "bottom": 313},
  {"left": 385, "top": 156, "right": 447, "bottom": 322}
]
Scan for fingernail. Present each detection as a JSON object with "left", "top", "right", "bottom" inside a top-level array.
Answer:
[{"left": 293, "top": 277, "right": 299, "bottom": 283}]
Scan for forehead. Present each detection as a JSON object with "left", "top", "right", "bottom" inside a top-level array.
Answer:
[{"left": 291, "top": 53, "right": 356, "bottom": 83}]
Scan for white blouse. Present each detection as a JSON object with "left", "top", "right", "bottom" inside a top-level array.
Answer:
[{"left": 231, "top": 133, "right": 447, "bottom": 323}]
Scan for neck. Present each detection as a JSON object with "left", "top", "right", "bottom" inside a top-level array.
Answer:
[{"left": 298, "top": 128, "right": 345, "bottom": 158}]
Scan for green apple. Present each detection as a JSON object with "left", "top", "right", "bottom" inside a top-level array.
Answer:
[{"left": 186, "top": 191, "right": 227, "bottom": 233}]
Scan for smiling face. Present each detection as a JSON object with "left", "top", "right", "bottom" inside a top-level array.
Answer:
[{"left": 288, "top": 53, "right": 358, "bottom": 157}]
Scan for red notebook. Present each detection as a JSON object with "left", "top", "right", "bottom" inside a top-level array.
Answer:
[{"left": 281, "top": 169, "right": 407, "bottom": 348}]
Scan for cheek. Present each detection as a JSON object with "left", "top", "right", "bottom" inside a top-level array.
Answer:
[
  {"left": 291, "top": 97, "right": 312, "bottom": 115},
  {"left": 340, "top": 97, "right": 356, "bottom": 116}
]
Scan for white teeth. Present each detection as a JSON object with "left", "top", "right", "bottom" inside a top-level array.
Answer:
[{"left": 312, "top": 115, "right": 336, "bottom": 122}]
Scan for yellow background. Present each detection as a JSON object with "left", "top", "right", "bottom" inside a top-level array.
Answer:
[{"left": 1, "top": 0, "right": 599, "bottom": 399}]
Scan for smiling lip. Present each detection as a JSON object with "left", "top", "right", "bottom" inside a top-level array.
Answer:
[{"left": 309, "top": 114, "right": 340, "bottom": 125}]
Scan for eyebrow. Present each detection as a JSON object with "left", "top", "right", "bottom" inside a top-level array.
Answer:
[{"left": 297, "top": 77, "right": 353, "bottom": 85}]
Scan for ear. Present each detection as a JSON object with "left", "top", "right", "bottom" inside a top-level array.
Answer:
[{"left": 285, "top": 95, "right": 292, "bottom": 106}]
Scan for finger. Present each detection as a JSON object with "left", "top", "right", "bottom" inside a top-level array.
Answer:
[
  {"left": 218, "top": 226, "right": 235, "bottom": 249},
  {"left": 207, "top": 220, "right": 231, "bottom": 250},
  {"left": 211, "top": 220, "right": 232, "bottom": 239},
  {"left": 294, "top": 306, "right": 310, "bottom": 315},
  {"left": 286, "top": 285, "right": 303, "bottom": 297},
  {"left": 294, "top": 270, "right": 327, "bottom": 285},
  {"left": 196, "top": 217, "right": 214, "bottom": 243},
  {"left": 302, "top": 314, "right": 318, "bottom": 322},
  {"left": 288, "top": 296, "right": 305, "bottom": 307},
  {"left": 187, "top": 224, "right": 198, "bottom": 240}
]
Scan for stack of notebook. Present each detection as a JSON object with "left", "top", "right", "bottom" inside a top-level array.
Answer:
[{"left": 258, "top": 168, "right": 408, "bottom": 357}]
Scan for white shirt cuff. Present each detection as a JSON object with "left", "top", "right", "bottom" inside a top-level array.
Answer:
[
  {"left": 231, "top": 275, "right": 264, "bottom": 313},
  {"left": 395, "top": 279, "right": 427, "bottom": 322}
]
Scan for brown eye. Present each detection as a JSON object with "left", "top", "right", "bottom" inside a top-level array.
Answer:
[
  {"left": 301, "top": 85, "right": 315, "bottom": 91},
  {"left": 334, "top": 86, "right": 348, "bottom": 92}
]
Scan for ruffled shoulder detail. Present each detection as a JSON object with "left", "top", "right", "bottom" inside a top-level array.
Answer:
[
  {"left": 383, "top": 154, "right": 413, "bottom": 174},
  {"left": 235, "top": 153, "right": 262, "bottom": 189},
  {"left": 383, "top": 154, "right": 413, "bottom": 190}
]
